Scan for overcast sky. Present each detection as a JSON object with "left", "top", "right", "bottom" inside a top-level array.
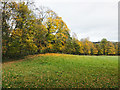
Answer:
[{"left": 34, "top": 0, "right": 118, "bottom": 42}]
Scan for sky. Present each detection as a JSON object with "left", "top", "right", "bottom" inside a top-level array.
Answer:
[{"left": 34, "top": 0, "right": 118, "bottom": 42}]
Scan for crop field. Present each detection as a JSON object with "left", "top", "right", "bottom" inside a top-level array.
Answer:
[{"left": 2, "top": 53, "right": 118, "bottom": 88}]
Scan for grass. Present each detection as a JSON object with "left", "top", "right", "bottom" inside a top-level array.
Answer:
[{"left": 2, "top": 53, "right": 118, "bottom": 88}]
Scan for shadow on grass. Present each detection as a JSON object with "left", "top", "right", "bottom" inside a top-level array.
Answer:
[{"left": 2, "top": 55, "right": 26, "bottom": 63}]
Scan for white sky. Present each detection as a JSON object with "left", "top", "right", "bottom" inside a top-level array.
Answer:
[{"left": 34, "top": 0, "right": 118, "bottom": 42}]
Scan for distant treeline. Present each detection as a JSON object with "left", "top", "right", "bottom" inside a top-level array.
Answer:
[{"left": 2, "top": 1, "right": 120, "bottom": 58}]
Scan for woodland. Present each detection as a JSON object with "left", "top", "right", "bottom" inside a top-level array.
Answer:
[{"left": 2, "top": 1, "right": 119, "bottom": 59}]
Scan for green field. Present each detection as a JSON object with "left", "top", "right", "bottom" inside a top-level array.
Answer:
[{"left": 2, "top": 53, "right": 118, "bottom": 88}]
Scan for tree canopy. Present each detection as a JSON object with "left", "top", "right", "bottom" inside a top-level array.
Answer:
[{"left": 2, "top": 1, "right": 119, "bottom": 59}]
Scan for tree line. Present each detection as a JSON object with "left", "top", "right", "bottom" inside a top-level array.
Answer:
[{"left": 2, "top": 1, "right": 119, "bottom": 58}]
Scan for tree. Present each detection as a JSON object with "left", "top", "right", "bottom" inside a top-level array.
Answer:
[
  {"left": 95, "top": 43, "right": 103, "bottom": 55},
  {"left": 90, "top": 43, "right": 98, "bottom": 55},
  {"left": 6, "top": 2, "right": 38, "bottom": 57},
  {"left": 81, "top": 38, "right": 91, "bottom": 55},
  {"left": 45, "top": 16, "right": 70, "bottom": 53},
  {"left": 33, "top": 18, "right": 47, "bottom": 53},
  {"left": 2, "top": 1, "right": 119, "bottom": 59},
  {"left": 2, "top": 2, "right": 12, "bottom": 57},
  {"left": 107, "top": 41, "right": 116, "bottom": 55},
  {"left": 100, "top": 38, "right": 108, "bottom": 55},
  {"left": 118, "top": 42, "right": 120, "bottom": 55},
  {"left": 78, "top": 41, "right": 84, "bottom": 55},
  {"left": 114, "top": 42, "right": 118, "bottom": 55}
]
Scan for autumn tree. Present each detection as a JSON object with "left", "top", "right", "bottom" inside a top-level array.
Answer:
[
  {"left": 54, "top": 17, "right": 70, "bottom": 53},
  {"left": 63, "top": 36, "right": 73, "bottom": 54},
  {"left": 2, "top": 1, "right": 119, "bottom": 59},
  {"left": 118, "top": 42, "right": 120, "bottom": 55},
  {"left": 90, "top": 42, "right": 98, "bottom": 55},
  {"left": 81, "top": 38, "right": 91, "bottom": 55},
  {"left": 2, "top": 2, "right": 12, "bottom": 57},
  {"left": 5, "top": 2, "right": 38, "bottom": 57},
  {"left": 95, "top": 43, "right": 103, "bottom": 55},
  {"left": 100, "top": 38, "right": 108, "bottom": 55},
  {"left": 114, "top": 42, "right": 118, "bottom": 55},
  {"left": 78, "top": 41, "right": 84, "bottom": 55},
  {"left": 107, "top": 41, "right": 116, "bottom": 55}
]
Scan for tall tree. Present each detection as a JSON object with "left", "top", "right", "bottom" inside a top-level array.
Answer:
[
  {"left": 7, "top": 2, "right": 38, "bottom": 57},
  {"left": 100, "top": 38, "right": 108, "bottom": 55},
  {"left": 2, "top": 2, "right": 11, "bottom": 57}
]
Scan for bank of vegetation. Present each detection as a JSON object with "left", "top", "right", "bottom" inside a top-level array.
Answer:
[{"left": 2, "top": 1, "right": 119, "bottom": 59}]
